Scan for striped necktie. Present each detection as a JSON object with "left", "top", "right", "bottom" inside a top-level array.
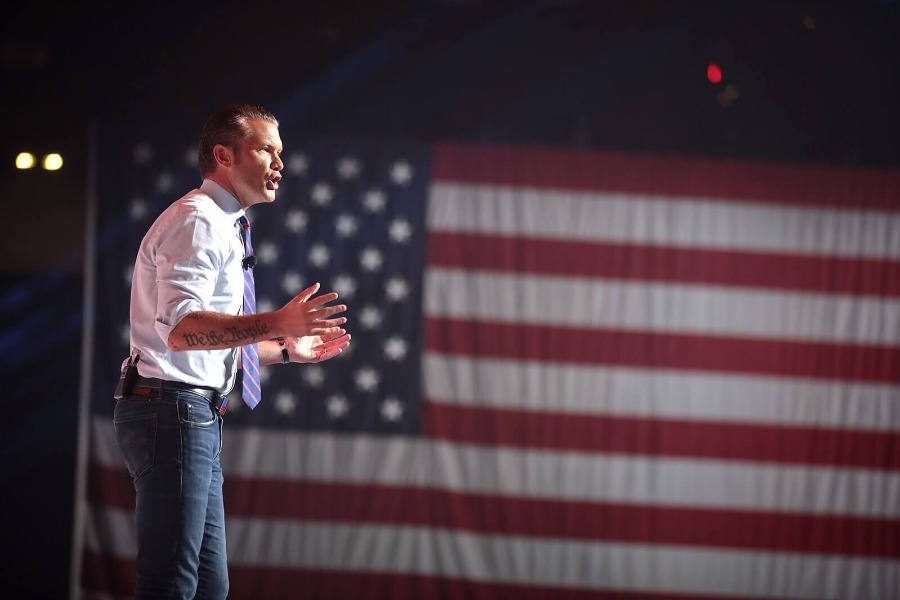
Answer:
[{"left": 237, "top": 215, "right": 261, "bottom": 409}]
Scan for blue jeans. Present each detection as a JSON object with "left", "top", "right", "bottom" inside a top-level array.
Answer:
[{"left": 114, "top": 390, "right": 229, "bottom": 600}]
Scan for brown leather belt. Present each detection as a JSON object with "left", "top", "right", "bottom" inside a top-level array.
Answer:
[{"left": 127, "top": 375, "right": 227, "bottom": 413}]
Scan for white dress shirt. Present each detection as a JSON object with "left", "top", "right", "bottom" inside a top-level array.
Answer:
[{"left": 128, "top": 179, "right": 247, "bottom": 394}]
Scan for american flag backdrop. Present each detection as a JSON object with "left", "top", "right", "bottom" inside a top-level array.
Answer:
[{"left": 77, "top": 130, "right": 900, "bottom": 599}]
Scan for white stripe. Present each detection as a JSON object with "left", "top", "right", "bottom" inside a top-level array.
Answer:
[
  {"left": 227, "top": 520, "right": 897, "bottom": 600},
  {"left": 85, "top": 505, "right": 899, "bottom": 600},
  {"left": 424, "top": 268, "right": 900, "bottom": 346},
  {"left": 428, "top": 183, "right": 900, "bottom": 259},
  {"left": 423, "top": 354, "right": 900, "bottom": 431},
  {"left": 83, "top": 503, "right": 136, "bottom": 557},
  {"left": 89, "top": 418, "right": 900, "bottom": 517}
]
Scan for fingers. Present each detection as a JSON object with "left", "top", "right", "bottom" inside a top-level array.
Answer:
[
  {"left": 303, "top": 294, "right": 344, "bottom": 313},
  {"left": 280, "top": 283, "right": 349, "bottom": 339},
  {"left": 315, "top": 329, "right": 351, "bottom": 350},
  {"left": 281, "top": 330, "right": 351, "bottom": 363},
  {"left": 314, "top": 334, "right": 351, "bottom": 361},
  {"left": 290, "top": 282, "right": 321, "bottom": 303},
  {"left": 288, "top": 288, "right": 346, "bottom": 319},
  {"left": 308, "top": 305, "right": 348, "bottom": 322},
  {"left": 308, "top": 326, "right": 348, "bottom": 339},
  {"left": 287, "top": 282, "right": 342, "bottom": 311},
  {"left": 323, "top": 333, "right": 351, "bottom": 347},
  {"left": 308, "top": 317, "right": 347, "bottom": 332}
]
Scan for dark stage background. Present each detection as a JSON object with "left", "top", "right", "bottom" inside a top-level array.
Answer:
[{"left": 1, "top": 1, "right": 898, "bottom": 598}]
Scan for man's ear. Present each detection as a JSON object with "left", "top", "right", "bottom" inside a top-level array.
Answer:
[{"left": 213, "top": 144, "right": 234, "bottom": 167}]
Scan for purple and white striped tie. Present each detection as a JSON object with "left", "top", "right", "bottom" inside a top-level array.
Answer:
[{"left": 237, "top": 215, "right": 261, "bottom": 410}]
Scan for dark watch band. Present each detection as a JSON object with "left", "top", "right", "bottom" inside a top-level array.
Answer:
[{"left": 279, "top": 340, "right": 290, "bottom": 364}]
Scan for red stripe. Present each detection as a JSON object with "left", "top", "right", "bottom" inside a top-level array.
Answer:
[
  {"left": 89, "top": 462, "right": 900, "bottom": 557},
  {"left": 87, "top": 462, "right": 135, "bottom": 509},
  {"left": 228, "top": 566, "right": 799, "bottom": 600},
  {"left": 80, "top": 552, "right": 798, "bottom": 600},
  {"left": 80, "top": 551, "right": 136, "bottom": 597},
  {"left": 427, "top": 231, "right": 900, "bottom": 296},
  {"left": 424, "top": 317, "right": 900, "bottom": 383},
  {"left": 227, "top": 481, "right": 900, "bottom": 559},
  {"left": 422, "top": 401, "right": 900, "bottom": 470},
  {"left": 432, "top": 141, "right": 900, "bottom": 211}
]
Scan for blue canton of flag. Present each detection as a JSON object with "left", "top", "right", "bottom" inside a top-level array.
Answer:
[{"left": 227, "top": 138, "right": 431, "bottom": 434}]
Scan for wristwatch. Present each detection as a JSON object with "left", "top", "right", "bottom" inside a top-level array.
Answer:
[{"left": 279, "top": 339, "right": 290, "bottom": 364}]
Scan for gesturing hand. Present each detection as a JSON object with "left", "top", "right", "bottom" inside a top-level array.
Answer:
[
  {"left": 277, "top": 283, "right": 348, "bottom": 339},
  {"left": 282, "top": 328, "right": 352, "bottom": 363}
]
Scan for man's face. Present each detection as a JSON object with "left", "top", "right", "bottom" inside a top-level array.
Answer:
[{"left": 231, "top": 119, "right": 283, "bottom": 209}]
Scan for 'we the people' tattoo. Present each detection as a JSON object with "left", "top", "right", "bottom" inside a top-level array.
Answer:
[{"left": 181, "top": 319, "right": 269, "bottom": 348}]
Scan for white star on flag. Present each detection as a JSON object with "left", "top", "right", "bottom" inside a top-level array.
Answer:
[
  {"left": 302, "top": 365, "right": 326, "bottom": 388},
  {"left": 326, "top": 394, "right": 350, "bottom": 419},
  {"left": 359, "top": 247, "right": 384, "bottom": 272},
  {"left": 336, "top": 156, "right": 361, "bottom": 180},
  {"left": 129, "top": 198, "right": 148, "bottom": 220},
  {"left": 388, "top": 218, "right": 412, "bottom": 243},
  {"left": 286, "top": 153, "right": 309, "bottom": 176},
  {"left": 383, "top": 336, "right": 407, "bottom": 361},
  {"left": 311, "top": 182, "right": 333, "bottom": 206},
  {"left": 385, "top": 277, "right": 410, "bottom": 302},
  {"left": 380, "top": 396, "right": 404, "bottom": 422},
  {"left": 284, "top": 209, "right": 308, "bottom": 233},
  {"left": 256, "top": 241, "right": 278, "bottom": 265},
  {"left": 330, "top": 274, "right": 357, "bottom": 298},
  {"left": 273, "top": 390, "right": 298, "bottom": 415},
  {"left": 354, "top": 366, "right": 379, "bottom": 392},
  {"left": 308, "top": 243, "right": 330, "bottom": 268},
  {"left": 335, "top": 213, "right": 358, "bottom": 237},
  {"left": 358, "top": 305, "right": 382, "bottom": 330},
  {"left": 363, "top": 189, "right": 387, "bottom": 212},
  {"left": 280, "top": 271, "right": 305, "bottom": 294},
  {"left": 390, "top": 159, "right": 413, "bottom": 185}
]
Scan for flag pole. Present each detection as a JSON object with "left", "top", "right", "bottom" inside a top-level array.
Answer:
[{"left": 70, "top": 119, "right": 98, "bottom": 600}]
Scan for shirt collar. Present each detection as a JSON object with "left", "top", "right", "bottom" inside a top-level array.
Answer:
[{"left": 200, "top": 178, "right": 245, "bottom": 221}]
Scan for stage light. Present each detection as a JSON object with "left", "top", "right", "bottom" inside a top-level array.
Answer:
[
  {"left": 15, "top": 152, "right": 36, "bottom": 169},
  {"left": 42, "top": 153, "right": 64, "bottom": 171},
  {"left": 707, "top": 63, "right": 723, "bottom": 84}
]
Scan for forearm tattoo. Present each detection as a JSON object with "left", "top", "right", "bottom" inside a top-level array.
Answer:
[{"left": 181, "top": 319, "right": 270, "bottom": 348}]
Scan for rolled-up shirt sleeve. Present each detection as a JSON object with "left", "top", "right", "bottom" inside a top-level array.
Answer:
[
  {"left": 128, "top": 182, "right": 244, "bottom": 392},
  {"left": 153, "top": 210, "right": 231, "bottom": 342}
]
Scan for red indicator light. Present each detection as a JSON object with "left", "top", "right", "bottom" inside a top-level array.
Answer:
[{"left": 707, "top": 63, "right": 723, "bottom": 84}]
